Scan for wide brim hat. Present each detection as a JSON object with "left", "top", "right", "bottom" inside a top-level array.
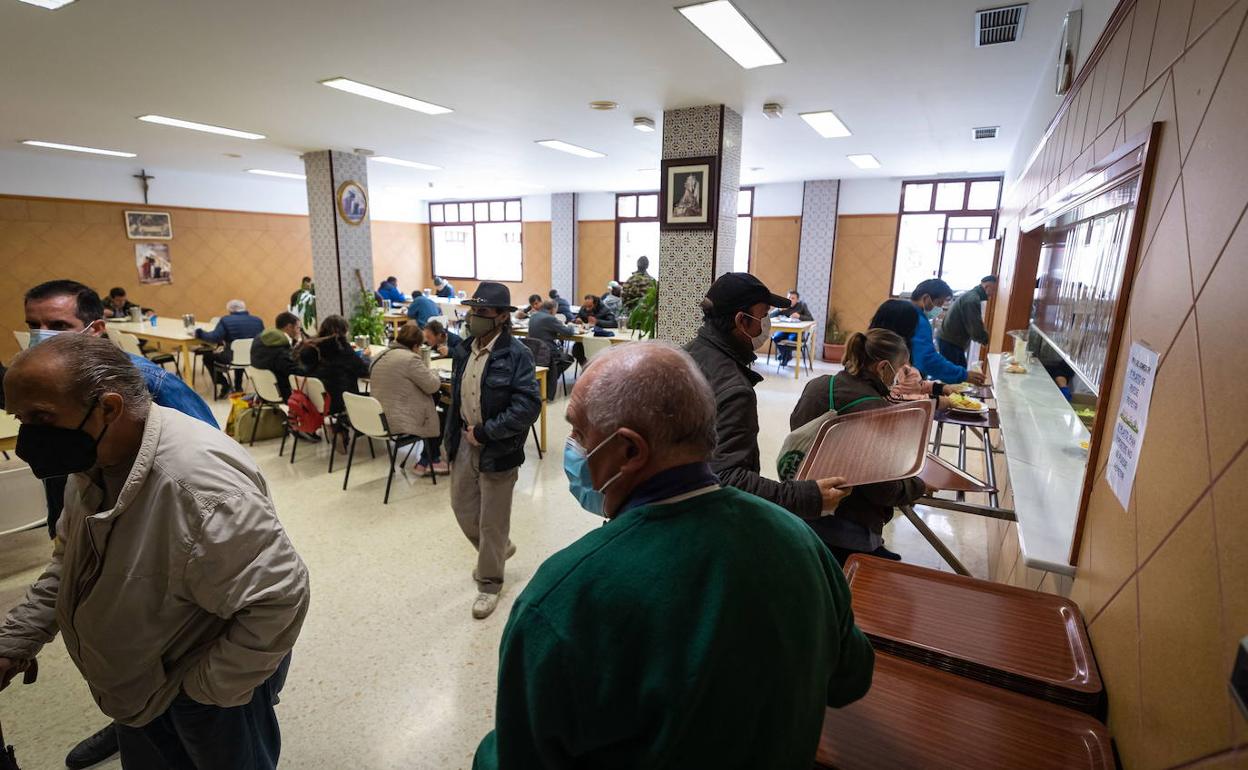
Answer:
[{"left": 462, "top": 281, "right": 517, "bottom": 311}]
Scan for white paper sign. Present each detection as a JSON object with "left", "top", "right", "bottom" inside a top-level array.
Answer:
[{"left": 1108, "top": 342, "right": 1159, "bottom": 509}]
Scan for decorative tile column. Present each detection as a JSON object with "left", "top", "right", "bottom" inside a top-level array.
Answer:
[
  {"left": 550, "top": 192, "right": 577, "bottom": 302},
  {"left": 797, "top": 180, "right": 840, "bottom": 345},
  {"left": 303, "top": 150, "right": 374, "bottom": 321},
  {"left": 656, "top": 105, "right": 743, "bottom": 344}
]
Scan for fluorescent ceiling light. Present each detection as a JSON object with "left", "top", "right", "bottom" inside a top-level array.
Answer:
[
  {"left": 320, "top": 78, "right": 452, "bottom": 115},
  {"left": 372, "top": 155, "right": 442, "bottom": 171},
  {"left": 22, "top": 140, "right": 135, "bottom": 158},
  {"left": 536, "top": 139, "right": 605, "bottom": 158},
  {"left": 247, "top": 169, "right": 305, "bottom": 180},
  {"left": 677, "top": 1, "right": 784, "bottom": 69},
  {"left": 847, "top": 153, "right": 881, "bottom": 169},
  {"left": 18, "top": 0, "right": 76, "bottom": 8},
  {"left": 138, "top": 115, "right": 265, "bottom": 140},
  {"left": 799, "top": 110, "right": 852, "bottom": 138}
]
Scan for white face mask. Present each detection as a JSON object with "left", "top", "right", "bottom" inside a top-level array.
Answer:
[
  {"left": 28, "top": 326, "right": 91, "bottom": 347},
  {"left": 740, "top": 313, "right": 771, "bottom": 349}
]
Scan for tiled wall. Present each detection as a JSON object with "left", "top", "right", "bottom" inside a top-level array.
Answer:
[
  {"left": 828, "top": 214, "right": 898, "bottom": 336},
  {"left": 550, "top": 193, "right": 577, "bottom": 301},
  {"left": 797, "top": 181, "right": 839, "bottom": 346},
  {"left": 994, "top": 0, "right": 1248, "bottom": 766}
]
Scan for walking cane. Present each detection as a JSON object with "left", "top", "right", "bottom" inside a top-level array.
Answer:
[{"left": 0, "top": 659, "right": 38, "bottom": 770}]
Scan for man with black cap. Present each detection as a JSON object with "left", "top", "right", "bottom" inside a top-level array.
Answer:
[
  {"left": 445, "top": 282, "right": 543, "bottom": 619},
  {"left": 686, "top": 273, "right": 850, "bottom": 519}
]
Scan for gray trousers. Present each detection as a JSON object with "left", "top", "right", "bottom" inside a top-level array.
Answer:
[{"left": 451, "top": 440, "right": 518, "bottom": 594}]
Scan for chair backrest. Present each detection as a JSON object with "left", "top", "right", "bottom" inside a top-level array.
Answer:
[
  {"left": 582, "top": 336, "right": 612, "bottom": 363},
  {"left": 518, "top": 336, "right": 552, "bottom": 367},
  {"left": 0, "top": 410, "right": 19, "bottom": 441},
  {"left": 247, "top": 367, "right": 283, "bottom": 403},
  {"left": 13, "top": 330, "right": 30, "bottom": 350},
  {"left": 230, "top": 338, "right": 253, "bottom": 366},
  {"left": 298, "top": 375, "right": 331, "bottom": 414},
  {"left": 115, "top": 332, "right": 144, "bottom": 357},
  {"left": 343, "top": 392, "right": 388, "bottom": 438}
]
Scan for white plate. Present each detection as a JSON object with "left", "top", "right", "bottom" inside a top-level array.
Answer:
[{"left": 948, "top": 402, "right": 988, "bottom": 415}]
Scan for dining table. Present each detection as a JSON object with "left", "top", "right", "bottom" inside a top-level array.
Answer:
[{"left": 106, "top": 317, "right": 213, "bottom": 384}]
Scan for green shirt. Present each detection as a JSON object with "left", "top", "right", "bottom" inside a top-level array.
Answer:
[{"left": 473, "top": 486, "right": 874, "bottom": 770}]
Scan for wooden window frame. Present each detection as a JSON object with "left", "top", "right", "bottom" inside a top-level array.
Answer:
[
  {"left": 613, "top": 191, "right": 660, "bottom": 282},
  {"left": 889, "top": 176, "right": 1004, "bottom": 294},
  {"left": 428, "top": 198, "right": 524, "bottom": 281}
]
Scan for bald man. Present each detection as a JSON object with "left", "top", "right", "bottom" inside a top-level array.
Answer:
[
  {"left": 473, "top": 341, "right": 874, "bottom": 770},
  {"left": 0, "top": 335, "right": 309, "bottom": 770},
  {"left": 195, "top": 298, "right": 264, "bottom": 396}
]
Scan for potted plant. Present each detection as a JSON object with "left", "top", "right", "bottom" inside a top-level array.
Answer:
[
  {"left": 627, "top": 282, "right": 658, "bottom": 339},
  {"left": 349, "top": 288, "right": 387, "bottom": 345},
  {"left": 823, "top": 309, "right": 848, "bottom": 363}
]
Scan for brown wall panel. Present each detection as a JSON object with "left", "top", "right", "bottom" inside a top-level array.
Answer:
[
  {"left": 828, "top": 214, "right": 898, "bottom": 335},
  {"left": 749, "top": 216, "right": 801, "bottom": 297},
  {"left": 576, "top": 220, "right": 615, "bottom": 302}
]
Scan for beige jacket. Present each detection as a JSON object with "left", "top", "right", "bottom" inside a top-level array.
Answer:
[
  {"left": 367, "top": 346, "right": 442, "bottom": 438},
  {"left": 0, "top": 406, "right": 310, "bottom": 727}
]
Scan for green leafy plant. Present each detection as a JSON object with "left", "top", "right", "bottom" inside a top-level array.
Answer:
[
  {"left": 824, "top": 308, "right": 848, "bottom": 344},
  {"left": 293, "top": 288, "right": 317, "bottom": 332},
  {"left": 349, "top": 289, "right": 386, "bottom": 345},
  {"left": 627, "top": 282, "right": 658, "bottom": 339}
]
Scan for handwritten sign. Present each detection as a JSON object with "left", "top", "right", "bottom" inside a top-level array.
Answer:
[{"left": 1108, "top": 342, "right": 1159, "bottom": 510}]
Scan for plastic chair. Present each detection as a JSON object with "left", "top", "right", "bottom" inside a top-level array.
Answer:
[
  {"left": 13, "top": 331, "right": 29, "bottom": 351},
  {"left": 242, "top": 367, "right": 289, "bottom": 447},
  {"left": 286, "top": 375, "right": 335, "bottom": 466},
  {"left": 340, "top": 392, "right": 433, "bottom": 504},
  {"left": 221, "top": 338, "right": 254, "bottom": 394},
  {"left": 114, "top": 332, "right": 145, "bottom": 357}
]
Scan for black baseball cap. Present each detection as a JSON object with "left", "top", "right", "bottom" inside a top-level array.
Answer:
[
  {"left": 463, "top": 281, "right": 517, "bottom": 311},
  {"left": 704, "top": 272, "right": 790, "bottom": 316}
]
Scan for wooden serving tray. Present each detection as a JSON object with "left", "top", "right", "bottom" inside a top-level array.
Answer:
[
  {"left": 918, "top": 452, "right": 995, "bottom": 493},
  {"left": 795, "top": 400, "right": 934, "bottom": 486},
  {"left": 815, "top": 653, "right": 1114, "bottom": 770}
]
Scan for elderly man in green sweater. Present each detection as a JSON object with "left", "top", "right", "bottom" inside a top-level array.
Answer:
[{"left": 474, "top": 341, "right": 874, "bottom": 770}]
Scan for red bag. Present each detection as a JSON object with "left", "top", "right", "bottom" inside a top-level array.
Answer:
[{"left": 287, "top": 380, "right": 326, "bottom": 434}]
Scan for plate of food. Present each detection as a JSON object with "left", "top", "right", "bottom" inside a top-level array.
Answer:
[
  {"left": 943, "top": 382, "right": 972, "bottom": 394},
  {"left": 947, "top": 392, "right": 988, "bottom": 415}
]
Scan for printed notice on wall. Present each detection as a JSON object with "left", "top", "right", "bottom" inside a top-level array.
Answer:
[{"left": 1108, "top": 342, "right": 1159, "bottom": 510}]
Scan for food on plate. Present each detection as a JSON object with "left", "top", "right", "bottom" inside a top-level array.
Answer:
[
  {"left": 1005, "top": 362, "right": 1028, "bottom": 374},
  {"left": 1079, "top": 440, "right": 1090, "bottom": 450},
  {"left": 1075, "top": 407, "right": 1096, "bottom": 419},
  {"left": 944, "top": 382, "right": 971, "bottom": 394},
  {"left": 947, "top": 393, "right": 984, "bottom": 411}
]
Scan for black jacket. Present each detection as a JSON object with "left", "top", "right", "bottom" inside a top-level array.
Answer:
[
  {"left": 250, "top": 332, "right": 303, "bottom": 401},
  {"left": 685, "top": 324, "right": 822, "bottom": 518},
  {"left": 444, "top": 328, "right": 542, "bottom": 472},
  {"left": 299, "top": 336, "right": 368, "bottom": 414},
  {"left": 771, "top": 301, "right": 813, "bottom": 322},
  {"left": 575, "top": 302, "right": 618, "bottom": 329}
]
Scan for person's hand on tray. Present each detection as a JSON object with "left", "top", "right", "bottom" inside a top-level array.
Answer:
[{"left": 816, "top": 476, "right": 851, "bottom": 514}]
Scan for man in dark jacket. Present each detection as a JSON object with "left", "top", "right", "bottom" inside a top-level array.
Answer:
[
  {"left": 434, "top": 276, "right": 456, "bottom": 298},
  {"left": 685, "top": 273, "right": 849, "bottom": 520},
  {"left": 406, "top": 292, "right": 440, "bottom": 327},
  {"left": 250, "top": 312, "right": 304, "bottom": 400},
  {"left": 377, "top": 276, "right": 408, "bottom": 306},
  {"left": 548, "top": 289, "right": 573, "bottom": 320},
  {"left": 936, "top": 275, "right": 997, "bottom": 368},
  {"left": 445, "top": 283, "right": 542, "bottom": 620},
  {"left": 769, "top": 289, "right": 814, "bottom": 367},
  {"left": 527, "top": 300, "right": 576, "bottom": 399},
  {"left": 195, "top": 299, "right": 264, "bottom": 396},
  {"left": 575, "top": 294, "right": 618, "bottom": 329}
]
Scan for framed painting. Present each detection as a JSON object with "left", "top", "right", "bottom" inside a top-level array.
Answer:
[
  {"left": 336, "top": 180, "right": 368, "bottom": 226},
  {"left": 125, "top": 210, "right": 172, "bottom": 240},
  {"left": 660, "top": 156, "right": 717, "bottom": 230}
]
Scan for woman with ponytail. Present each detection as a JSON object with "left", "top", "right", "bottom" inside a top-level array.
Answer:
[{"left": 788, "top": 328, "right": 928, "bottom": 564}]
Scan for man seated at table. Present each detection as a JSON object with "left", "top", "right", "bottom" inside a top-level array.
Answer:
[
  {"left": 903, "top": 279, "right": 985, "bottom": 386},
  {"left": 195, "top": 299, "right": 264, "bottom": 397},
  {"left": 527, "top": 300, "right": 575, "bottom": 399},
  {"left": 377, "top": 276, "right": 408, "bottom": 306},
  {"left": 514, "top": 294, "right": 543, "bottom": 321},
  {"left": 102, "top": 287, "right": 143, "bottom": 319},
  {"left": 0, "top": 334, "right": 310, "bottom": 770},
  {"left": 406, "top": 291, "right": 441, "bottom": 328},
  {"left": 601, "top": 280, "right": 624, "bottom": 318},
  {"left": 423, "top": 319, "right": 463, "bottom": 358},
  {"left": 251, "top": 311, "right": 306, "bottom": 402},
  {"left": 769, "top": 289, "right": 813, "bottom": 367},
  {"left": 547, "top": 289, "right": 573, "bottom": 321},
  {"left": 472, "top": 341, "right": 874, "bottom": 769},
  {"left": 433, "top": 276, "right": 456, "bottom": 299},
  {"left": 575, "top": 294, "right": 617, "bottom": 329}
]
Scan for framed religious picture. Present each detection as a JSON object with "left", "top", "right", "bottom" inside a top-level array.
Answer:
[
  {"left": 124, "top": 210, "right": 173, "bottom": 239},
  {"left": 660, "top": 156, "right": 717, "bottom": 230},
  {"left": 135, "top": 243, "right": 172, "bottom": 285},
  {"left": 336, "top": 180, "right": 368, "bottom": 226}
]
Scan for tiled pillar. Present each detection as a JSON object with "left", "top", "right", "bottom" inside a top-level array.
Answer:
[
  {"left": 798, "top": 180, "right": 840, "bottom": 345},
  {"left": 550, "top": 192, "right": 577, "bottom": 302},
  {"left": 303, "top": 150, "right": 374, "bottom": 321},
  {"left": 656, "top": 104, "right": 743, "bottom": 343}
]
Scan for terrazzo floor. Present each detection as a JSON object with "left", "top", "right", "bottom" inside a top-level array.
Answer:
[{"left": 0, "top": 356, "right": 991, "bottom": 769}]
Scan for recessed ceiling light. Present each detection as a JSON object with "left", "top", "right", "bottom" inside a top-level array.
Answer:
[
  {"left": 247, "top": 169, "right": 306, "bottom": 180},
  {"left": 223, "top": 152, "right": 243, "bottom": 158},
  {"left": 372, "top": 155, "right": 442, "bottom": 171},
  {"left": 536, "top": 140, "right": 605, "bottom": 158},
  {"left": 749, "top": 166, "right": 764, "bottom": 172},
  {"left": 846, "top": 153, "right": 881, "bottom": 169},
  {"left": 138, "top": 115, "right": 265, "bottom": 140},
  {"left": 637, "top": 167, "right": 658, "bottom": 172},
  {"left": 320, "top": 78, "right": 452, "bottom": 115},
  {"left": 17, "top": 0, "right": 76, "bottom": 8},
  {"left": 22, "top": 140, "right": 135, "bottom": 158},
  {"left": 677, "top": 0, "right": 784, "bottom": 69},
  {"left": 799, "top": 110, "right": 852, "bottom": 138},
  {"left": 590, "top": 101, "right": 618, "bottom": 111},
  {"left": 633, "top": 117, "right": 656, "bottom": 132}
]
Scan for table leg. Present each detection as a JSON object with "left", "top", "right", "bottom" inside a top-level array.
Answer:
[
  {"left": 177, "top": 341, "right": 194, "bottom": 384},
  {"left": 537, "top": 370, "right": 547, "bottom": 452},
  {"left": 793, "top": 328, "right": 803, "bottom": 380},
  {"left": 900, "top": 504, "right": 971, "bottom": 576}
]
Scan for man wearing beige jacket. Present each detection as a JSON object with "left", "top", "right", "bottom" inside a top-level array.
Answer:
[{"left": 0, "top": 334, "right": 310, "bottom": 770}]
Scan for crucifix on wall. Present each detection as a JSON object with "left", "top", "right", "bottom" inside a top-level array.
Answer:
[{"left": 133, "top": 168, "right": 155, "bottom": 204}]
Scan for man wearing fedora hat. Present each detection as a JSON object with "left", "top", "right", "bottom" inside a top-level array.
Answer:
[{"left": 445, "top": 282, "right": 543, "bottom": 619}]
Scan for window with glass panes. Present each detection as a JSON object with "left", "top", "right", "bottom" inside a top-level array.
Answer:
[
  {"left": 733, "top": 188, "right": 754, "bottom": 273},
  {"left": 615, "top": 192, "right": 660, "bottom": 281},
  {"left": 428, "top": 198, "right": 523, "bottom": 281},
  {"left": 891, "top": 177, "right": 1002, "bottom": 296}
]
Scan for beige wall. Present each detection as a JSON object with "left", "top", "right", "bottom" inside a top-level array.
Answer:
[
  {"left": 749, "top": 216, "right": 801, "bottom": 298},
  {"left": 577, "top": 220, "right": 615, "bottom": 302},
  {"left": 371, "top": 220, "right": 429, "bottom": 298},
  {"left": 828, "top": 214, "right": 898, "bottom": 335},
  {"left": 991, "top": 0, "right": 1248, "bottom": 766}
]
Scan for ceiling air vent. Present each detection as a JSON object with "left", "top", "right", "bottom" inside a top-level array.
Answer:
[
  {"left": 972, "top": 126, "right": 1000, "bottom": 140},
  {"left": 975, "top": 4, "right": 1027, "bottom": 46}
]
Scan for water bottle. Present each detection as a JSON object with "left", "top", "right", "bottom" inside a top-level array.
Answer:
[{"left": 150, "top": 314, "right": 158, "bottom": 327}]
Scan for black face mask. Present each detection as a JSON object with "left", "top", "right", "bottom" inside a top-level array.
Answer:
[{"left": 16, "top": 400, "right": 109, "bottom": 480}]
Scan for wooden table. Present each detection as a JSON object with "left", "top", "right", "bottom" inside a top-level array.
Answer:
[
  {"left": 770, "top": 319, "right": 816, "bottom": 379},
  {"left": 429, "top": 357, "right": 547, "bottom": 453},
  {"left": 0, "top": 411, "right": 17, "bottom": 453},
  {"left": 106, "top": 318, "right": 211, "bottom": 383},
  {"left": 513, "top": 325, "right": 648, "bottom": 345}
]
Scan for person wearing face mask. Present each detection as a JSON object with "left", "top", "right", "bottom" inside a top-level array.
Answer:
[
  {"left": 903, "top": 279, "right": 986, "bottom": 386},
  {"left": 0, "top": 334, "right": 309, "bottom": 770},
  {"left": 444, "top": 283, "right": 542, "bottom": 620},
  {"left": 789, "top": 328, "right": 929, "bottom": 564},
  {"left": 937, "top": 275, "right": 998, "bottom": 369},
  {"left": 685, "top": 273, "right": 851, "bottom": 520},
  {"left": 472, "top": 341, "right": 874, "bottom": 770}
]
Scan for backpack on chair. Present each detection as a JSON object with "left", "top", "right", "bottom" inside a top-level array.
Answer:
[{"left": 287, "top": 378, "right": 327, "bottom": 435}]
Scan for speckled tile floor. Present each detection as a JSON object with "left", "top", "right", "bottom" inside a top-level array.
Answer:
[{"left": 0, "top": 358, "right": 989, "bottom": 769}]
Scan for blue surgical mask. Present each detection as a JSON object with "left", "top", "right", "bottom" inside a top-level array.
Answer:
[
  {"left": 27, "top": 326, "right": 90, "bottom": 347},
  {"left": 925, "top": 305, "right": 944, "bottom": 320},
  {"left": 564, "top": 433, "right": 623, "bottom": 516}
]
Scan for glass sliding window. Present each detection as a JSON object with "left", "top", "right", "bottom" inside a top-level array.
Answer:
[
  {"left": 615, "top": 192, "right": 660, "bottom": 280},
  {"left": 733, "top": 187, "right": 754, "bottom": 273},
  {"left": 429, "top": 198, "right": 523, "bottom": 279},
  {"left": 891, "top": 176, "right": 1003, "bottom": 295}
]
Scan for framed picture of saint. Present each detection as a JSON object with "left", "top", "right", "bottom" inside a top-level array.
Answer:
[{"left": 659, "top": 156, "right": 718, "bottom": 230}]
